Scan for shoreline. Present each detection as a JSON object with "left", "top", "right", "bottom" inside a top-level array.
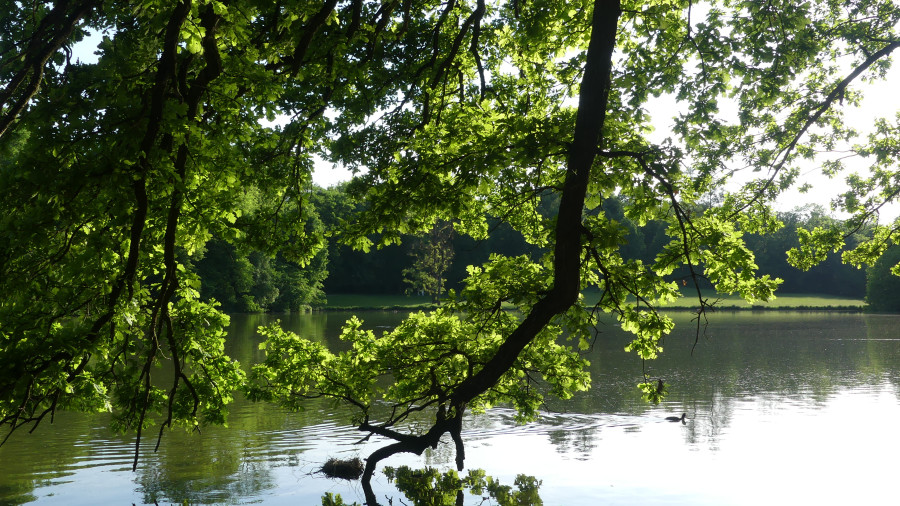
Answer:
[{"left": 299, "top": 293, "right": 872, "bottom": 313}]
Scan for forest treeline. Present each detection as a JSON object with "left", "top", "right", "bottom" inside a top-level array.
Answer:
[{"left": 191, "top": 184, "right": 898, "bottom": 313}]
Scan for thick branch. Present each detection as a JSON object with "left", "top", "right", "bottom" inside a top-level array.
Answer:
[
  {"left": 449, "top": 0, "right": 621, "bottom": 416},
  {"left": 360, "top": 412, "right": 464, "bottom": 505},
  {"left": 288, "top": 0, "right": 339, "bottom": 77}
]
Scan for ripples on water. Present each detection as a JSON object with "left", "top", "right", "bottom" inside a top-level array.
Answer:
[{"left": 462, "top": 408, "right": 642, "bottom": 440}]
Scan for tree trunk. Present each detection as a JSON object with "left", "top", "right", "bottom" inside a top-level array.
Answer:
[{"left": 448, "top": 0, "right": 621, "bottom": 412}]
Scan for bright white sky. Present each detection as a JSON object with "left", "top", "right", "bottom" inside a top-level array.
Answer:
[
  {"left": 311, "top": 157, "right": 355, "bottom": 188},
  {"left": 803, "top": 63, "right": 900, "bottom": 221}
]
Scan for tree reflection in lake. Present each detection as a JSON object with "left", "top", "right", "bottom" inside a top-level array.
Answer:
[{"left": 324, "top": 466, "right": 543, "bottom": 506}]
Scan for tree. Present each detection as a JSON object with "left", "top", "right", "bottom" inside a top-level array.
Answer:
[
  {"left": 194, "top": 232, "right": 328, "bottom": 313},
  {"left": 745, "top": 205, "right": 868, "bottom": 298},
  {"left": 866, "top": 246, "right": 900, "bottom": 312},
  {"left": 315, "top": 184, "right": 413, "bottom": 294},
  {"left": 2, "top": 1, "right": 900, "bottom": 504},
  {"left": 403, "top": 220, "right": 455, "bottom": 302},
  {"left": 249, "top": 2, "right": 900, "bottom": 501}
]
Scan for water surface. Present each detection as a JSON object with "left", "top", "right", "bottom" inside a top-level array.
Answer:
[{"left": 1, "top": 311, "right": 898, "bottom": 504}]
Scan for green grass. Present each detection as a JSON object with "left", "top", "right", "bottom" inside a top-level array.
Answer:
[
  {"left": 658, "top": 292, "right": 865, "bottom": 310},
  {"left": 317, "top": 293, "right": 435, "bottom": 310},
  {"left": 319, "top": 292, "right": 866, "bottom": 311}
]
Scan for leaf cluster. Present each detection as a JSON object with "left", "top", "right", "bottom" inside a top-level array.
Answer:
[{"left": 248, "top": 255, "right": 592, "bottom": 428}]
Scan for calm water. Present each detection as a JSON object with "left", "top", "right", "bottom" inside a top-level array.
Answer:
[{"left": 2, "top": 311, "right": 899, "bottom": 505}]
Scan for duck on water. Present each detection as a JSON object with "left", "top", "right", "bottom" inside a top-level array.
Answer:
[{"left": 665, "top": 413, "right": 687, "bottom": 423}]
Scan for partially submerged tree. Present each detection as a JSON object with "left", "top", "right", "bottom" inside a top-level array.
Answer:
[{"left": 2, "top": 0, "right": 900, "bottom": 504}]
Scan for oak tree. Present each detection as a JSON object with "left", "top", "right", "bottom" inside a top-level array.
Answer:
[{"left": 2, "top": 1, "right": 900, "bottom": 504}]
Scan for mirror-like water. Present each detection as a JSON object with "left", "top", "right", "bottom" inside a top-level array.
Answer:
[{"left": 2, "top": 311, "right": 899, "bottom": 505}]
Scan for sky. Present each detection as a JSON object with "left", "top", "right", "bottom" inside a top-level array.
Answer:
[
  {"left": 310, "top": 156, "right": 355, "bottom": 188},
  {"left": 745, "top": 63, "right": 900, "bottom": 222}
]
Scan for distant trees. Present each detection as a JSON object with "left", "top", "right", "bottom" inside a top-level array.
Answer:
[
  {"left": 183, "top": 183, "right": 874, "bottom": 313},
  {"left": 194, "top": 239, "right": 327, "bottom": 313},
  {"left": 190, "top": 185, "right": 331, "bottom": 313},
  {"left": 744, "top": 205, "right": 868, "bottom": 298},
  {"left": 311, "top": 191, "right": 871, "bottom": 301},
  {"left": 315, "top": 184, "right": 411, "bottom": 295},
  {"left": 866, "top": 247, "right": 900, "bottom": 312},
  {"left": 402, "top": 221, "right": 455, "bottom": 303}
]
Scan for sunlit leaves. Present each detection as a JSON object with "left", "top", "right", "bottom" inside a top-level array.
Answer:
[
  {"left": 453, "top": 254, "right": 551, "bottom": 313},
  {"left": 788, "top": 225, "right": 846, "bottom": 270},
  {"left": 246, "top": 322, "right": 334, "bottom": 409},
  {"left": 3, "top": 0, "right": 900, "bottom": 483},
  {"left": 252, "top": 254, "right": 590, "bottom": 426},
  {"left": 638, "top": 379, "right": 667, "bottom": 404},
  {"left": 0, "top": 0, "right": 350, "bottom": 447}
]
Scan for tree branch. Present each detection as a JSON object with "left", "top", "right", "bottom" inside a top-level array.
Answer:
[
  {"left": 0, "top": 0, "right": 100, "bottom": 139},
  {"left": 731, "top": 40, "right": 900, "bottom": 218}
]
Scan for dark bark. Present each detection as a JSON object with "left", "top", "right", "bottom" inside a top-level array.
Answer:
[
  {"left": 360, "top": 412, "right": 465, "bottom": 504},
  {"left": 129, "top": 0, "right": 193, "bottom": 471},
  {"left": 288, "top": 0, "right": 340, "bottom": 77},
  {"left": 0, "top": 0, "right": 188, "bottom": 437}
]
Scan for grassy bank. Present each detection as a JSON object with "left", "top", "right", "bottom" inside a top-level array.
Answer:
[
  {"left": 316, "top": 293, "right": 436, "bottom": 310},
  {"left": 657, "top": 292, "right": 866, "bottom": 311},
  {"left": 317, "top": 292, "right": 866, "bottom": 311}
]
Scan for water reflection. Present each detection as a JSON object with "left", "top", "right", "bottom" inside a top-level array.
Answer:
[{"left": 1, "top": 311, "right": 899, "bottom": 504}]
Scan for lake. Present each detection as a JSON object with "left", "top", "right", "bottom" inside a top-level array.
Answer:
[{"left": 1, "top": 310, "right": 899, "bottom": 505}]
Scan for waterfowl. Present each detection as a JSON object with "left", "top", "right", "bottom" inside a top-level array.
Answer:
[{"left": 665, "top": 413, "right": 686, "bottom": 423}]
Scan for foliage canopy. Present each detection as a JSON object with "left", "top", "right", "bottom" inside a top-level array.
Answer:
[{"left": 2, "top": 0, "right": 900, "bottom": 502}]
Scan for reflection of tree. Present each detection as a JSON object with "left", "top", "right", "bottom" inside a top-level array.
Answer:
[
  {"left": 7, "top": 311, "right": 900, "bottom": 503},
  {"left": 0, "top": 410, "right": 99, "bottom": 504},
  {"left": 862, "top": 315, "right": 900, "bottom": 397},
  {"left": 547, "top": 428, "right": 596, "bottom": 459},
  {"left": 138, "top": 454, "right": 276, "bottom": 505},
  {"left": 277, "top": 310, "right": 900, "bottom": 479},
  {"left": 678, "top": 393, "right": 734, "bottom": 451},
  {"left": 534, "top": 312, "right": 900, "bottom": 453},
  {"left": 131, "top": 313, "right": 363, "bottom": 504},
  {"left": 662, "top": 312, "right": 900, "bottom": 448},
  {"left": 131, "top": 386, "right": 369, "bottom": 504},
  {"left": 133, "top": 407, "right": 282, "bottom": 503},
  {"left": 323, "top": 467, "right": 543, "bottom": 506}
]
